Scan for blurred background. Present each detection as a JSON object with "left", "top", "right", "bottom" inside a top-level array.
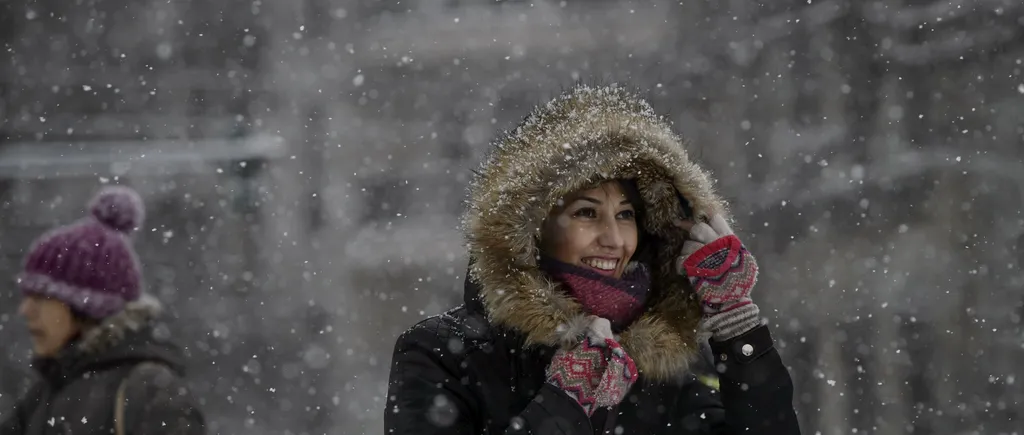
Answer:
[{"left": 1, "top": 0, "right": 1022, "bottom": 434}]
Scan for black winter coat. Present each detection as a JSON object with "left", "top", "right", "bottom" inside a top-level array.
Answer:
[
  {"left": 0, "top": 297, "right": 205, "bottom": 435},
  {"left": 385, "top": 86, "right": 801, "bottom": 434},
  {"left": 385, "top": 278, "right": 799, "bottom": 434}
]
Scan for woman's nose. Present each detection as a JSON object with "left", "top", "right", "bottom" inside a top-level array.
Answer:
[
  {"left": 18, "top": 298, "right": 33, "bottom": 318},
  {"left": 598, "top": 222, "right": 624, "bottom": 248}
]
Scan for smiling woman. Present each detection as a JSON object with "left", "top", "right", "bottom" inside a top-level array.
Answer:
[
  {"left": 540, "top": 181, "right": 640, "bottom": 279},
  {"left": 384, "top": 85, "right": 801, "bottom": 434},
  {"left": 538, "top": 180, "right": 647, "bottom": 330}
]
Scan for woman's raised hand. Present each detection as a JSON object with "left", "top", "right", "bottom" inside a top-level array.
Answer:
[{"left": 674, "top": 215, "right": 762, "bottom": 341}]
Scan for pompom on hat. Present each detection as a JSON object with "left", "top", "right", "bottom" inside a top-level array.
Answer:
[{"left": 17, "top": 186, "right": 146, "bottom": 319}]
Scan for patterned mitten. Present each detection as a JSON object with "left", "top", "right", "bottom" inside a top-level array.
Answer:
[
  {"left": 545, "top": 318, "right": 638, "bottom": 416},
  {"left": 676, "top": 215, "right": 761, "bottom": 341}
]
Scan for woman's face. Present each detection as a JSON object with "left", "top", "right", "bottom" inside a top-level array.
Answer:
[
  {"left": 18, "top": 295, "right": 81, "bottom": 358},
  {"left": 541, "top": 181, "right": 639, "bottom": 279}
]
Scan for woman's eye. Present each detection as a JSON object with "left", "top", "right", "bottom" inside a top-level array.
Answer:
[
  {"left": 618, "top": 210, "right": 636, "bottom": 220},
  {"left": 573, "top": 208, "right": 597, "bottom": 218}
]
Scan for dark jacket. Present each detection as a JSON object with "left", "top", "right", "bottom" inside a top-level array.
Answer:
[
  {"left": 384, "top": 85, "right": 801, "bottom": 434},
  {"left": 0, "top": 296, "right": 205, "bottom": 435}
]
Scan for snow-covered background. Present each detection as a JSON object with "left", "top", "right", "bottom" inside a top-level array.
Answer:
[{"left": 2, "top": 0, "right": 1023, "bottom": 433}]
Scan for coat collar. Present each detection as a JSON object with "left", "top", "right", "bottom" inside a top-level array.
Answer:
[{"left": 32, "top": 295, "right": 181, "bottom": 385}]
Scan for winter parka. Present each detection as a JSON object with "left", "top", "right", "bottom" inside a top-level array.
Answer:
[
  {"left": 0, "top": 296, "right": 205, "bottom": 435},
  {"left": 384, "top": 85, "right": 801, "bottom": 434}
]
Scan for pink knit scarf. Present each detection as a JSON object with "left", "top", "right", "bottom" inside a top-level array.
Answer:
[{"left": 540, "top": 257, "right": 651, "bottom": 330}]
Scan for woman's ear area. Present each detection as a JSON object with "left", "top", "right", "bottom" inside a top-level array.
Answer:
[
  {"left": 538, "top": 197, "right": 567, "bottom": 258},
  {"left": 675, "top": 192, "right": 694, "bottom": 221}
]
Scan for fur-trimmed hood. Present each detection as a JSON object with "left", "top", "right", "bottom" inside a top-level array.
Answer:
[
  {"left": 464, "top": 85, "right": 730, "bottom": 382},
  {"left": 32, "top": 295, "right": 186, "bottom": 385}
]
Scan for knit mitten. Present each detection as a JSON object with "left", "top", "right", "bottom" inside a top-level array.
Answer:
[
  {"left": 676, "top": 215, "right": 761, "bottom": 341},
  {"left": 545, "top": 318, "right": 638, "bottom": 416}
]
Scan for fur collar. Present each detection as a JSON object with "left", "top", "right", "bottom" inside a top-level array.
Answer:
[
  {"left": 463, "top": 85, "right": 729, "bottom": 382},
  {"left": 78, "top": 294, "right": 164, "bottom": 355}
]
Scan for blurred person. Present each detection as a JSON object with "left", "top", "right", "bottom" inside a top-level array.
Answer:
[
  {"left": 0, "top": 186, "right": 205, "bottom": 435},
  {"left": 385, "top": 85, "right": 800, "bottom": 434}
]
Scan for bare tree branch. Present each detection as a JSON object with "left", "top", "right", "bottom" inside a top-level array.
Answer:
[
  {"left": 0, "top": 66, "right": 264, "bottom": 91},
  {"left": 719, "top": 0, "right": 850, "bottom": 66},
  {"left": 889, "top": 25, "right": 1021, "bottom": 65},
  {"left": 2, "top": 114, "right": 243, "bottom": 137},
  {"left": 740, "top": 147, "right": 1024, "bottom": 210},
  {"left": 863, "top": 0, "right": 1019, "bottom": 28},
  {"left": 0, "top": 134, "right": 286, "bottom": 178},
  {"left": 353, "top": 2, "right": 673, "bottom": 66},
  {"left": 767, "top": 122, "right": 849, "bottom": 162}
]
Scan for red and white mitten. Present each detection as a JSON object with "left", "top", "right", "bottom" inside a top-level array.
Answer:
[
  {"left": 545, "top": 318, "right": 638, "bottom": 416},
  {"left": 677, "top": 215, "right": 762, "bottom": 341}
]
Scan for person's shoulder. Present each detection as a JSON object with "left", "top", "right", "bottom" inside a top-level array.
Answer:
[
  {"left": 122, "top": 361, "right": 186, "bottom": 393},
  {"left": 394, "top": 305, "right": 496, "bottom": 356},
  {"left": 120, "top": 361, "right": 205, "bottom": 433}
]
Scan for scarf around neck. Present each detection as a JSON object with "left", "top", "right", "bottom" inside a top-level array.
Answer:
[{"left": 539, "top": 257, "right": 652, "bottom": 330}]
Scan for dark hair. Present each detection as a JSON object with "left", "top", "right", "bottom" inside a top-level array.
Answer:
[
  {"left": 615, "top": 179, "right": 655, "bottom": 266},
  {"left": 616, "top": 179, "right": 644, "bottom": 220},
  {"left": 70, "top": 308, "right": 100, "bottom": 328}
]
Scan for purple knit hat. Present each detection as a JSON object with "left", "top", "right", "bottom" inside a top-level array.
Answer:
[{"left": 17, "top": 186, "right": 146, "bottom": 319}]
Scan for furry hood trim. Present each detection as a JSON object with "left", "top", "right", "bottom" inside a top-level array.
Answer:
[
  {"left": 78, "top": 294, "right": 164, "bottom": 355},
  {"left": 463, "top": 85, "right": 731, "bottom": 381}
]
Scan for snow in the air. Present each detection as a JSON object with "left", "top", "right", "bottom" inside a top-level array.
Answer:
[{"left": 1, "top": 1, "right": 1022, "bottom": 434}]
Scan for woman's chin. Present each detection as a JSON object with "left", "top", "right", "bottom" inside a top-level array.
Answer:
[{"left": 31, "top": 341, "right": 59, "bottom": 358}]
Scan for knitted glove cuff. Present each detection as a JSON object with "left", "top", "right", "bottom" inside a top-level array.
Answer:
[
  {"left": 703, "top": 302, "right": 762, "bottom": 341},
  {"left": 678, "top": 235, "right": 758, "bottom": 307},
  {"left": 680, "top": 235, "right": 742, "bottom": 278},
  {"left": 546, "top": 337, "right": 637, "bottom": 416},
  {"left": 594, "top": 341, "right": 638, "bottom": 409}
]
